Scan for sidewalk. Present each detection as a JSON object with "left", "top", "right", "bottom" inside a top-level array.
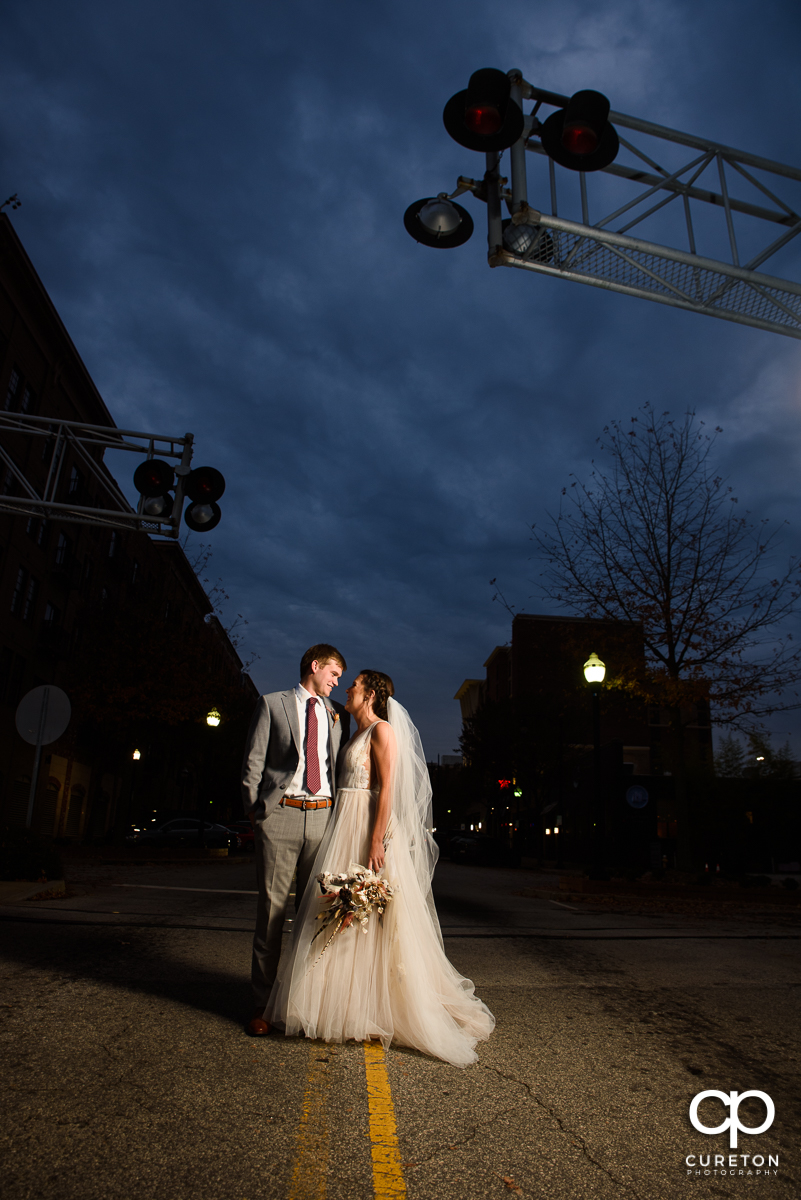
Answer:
[{"left": 0, "top": 879, "right": 66, "bottom": 903}]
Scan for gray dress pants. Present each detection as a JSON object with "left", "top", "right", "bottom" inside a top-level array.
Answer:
[{"left": 251, "top": 802, "right": 332, "bottom": 1009}]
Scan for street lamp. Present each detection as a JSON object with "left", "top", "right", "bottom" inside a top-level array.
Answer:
[
  {"left": 127, "top": 748, "right": 142, "bottom": 840},
  {"left": 583, "top": 653, "right": 607, "bottom": 878},
  {"left": 206, "top": 709, "right": 221, "bottom": 727}
]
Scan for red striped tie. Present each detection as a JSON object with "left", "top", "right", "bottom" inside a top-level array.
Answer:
[{"left": 305, "top": 698, "right": 321, "bottom": 795}]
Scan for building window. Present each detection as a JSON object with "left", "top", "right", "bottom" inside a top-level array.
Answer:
[
  {"left": 43, "top": 602, "right": 60, "bottom": 626},
  {"left": 4, "top": 368, "right": 21, "bottom": 411},
  {"left": 131, "top": 558, "right": 140, "bottom": 584},
  {"left": 10, "top": 567, "right": 27, "bottom": 617},
  {"left": 108, "top": 531, "right": 117, "bottom": 558},
  {"left": 26, "top": 518, "right": 50, "bottom": 549},
  {"left": 20, "top": 386, "right": 36, "bottom": 415},
  {"left": 55, "top": 532, "right": 70, "bottom": 567},
  {"left": 100, "top": 586, "right": 109, "bottom": 608},
  {"left": 67, "top": 466, "right": 84, "bottom": 499},
  {"left": 26, "top": 516, "right": 47, "bottom": 546},
  {"left": 22, "top": 575, "right": 39, "bottom": 623}
]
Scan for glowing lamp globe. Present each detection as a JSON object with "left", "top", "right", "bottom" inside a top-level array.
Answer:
[
  {"left": 583, "top": 653, "right": 606, "bottom": 685},
  {"left": 206, "top": 709, "right": 221, "bottom": 727}
]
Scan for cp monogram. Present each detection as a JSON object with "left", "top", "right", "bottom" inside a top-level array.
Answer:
[{"left": 689, "top": 1090, "right": 775, "bottom": 1149}]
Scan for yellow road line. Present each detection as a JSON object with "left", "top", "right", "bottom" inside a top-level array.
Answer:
[
  {"left": 364, "top": 1041, "right": 407, "bottom": 1199},
  {"left": 288, "top": 1046, "right": 331, "bottom": 1200}
]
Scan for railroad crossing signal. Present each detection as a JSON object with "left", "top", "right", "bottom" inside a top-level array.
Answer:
[{"left": 404, "top": 66, "right": 801, "bottom": 339}]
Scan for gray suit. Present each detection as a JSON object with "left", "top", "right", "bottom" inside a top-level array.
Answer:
[{"left": 241, "top": 689, "right": 350, "bottom": 1007}]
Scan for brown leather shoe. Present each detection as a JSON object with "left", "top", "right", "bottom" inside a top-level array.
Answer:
[{"left": 247, "top": 1009, "right": 270, "bottom": 1036}]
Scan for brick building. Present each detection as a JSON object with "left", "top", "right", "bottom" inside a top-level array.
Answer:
[
  {"left": 455, "top": 613, "right": 712, "bottom": 868},
  {"left": 0, "top": 213, "right": 257, "bottom": 841}
]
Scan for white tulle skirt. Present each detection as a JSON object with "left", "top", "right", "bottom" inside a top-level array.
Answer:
[{"left": 267, "top": 787, "right": 495, "bottom": 1067}]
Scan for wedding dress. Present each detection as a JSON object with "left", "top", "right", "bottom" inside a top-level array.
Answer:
[{"left": 267, "top": 698, "right": 494, "bottom": 1067}]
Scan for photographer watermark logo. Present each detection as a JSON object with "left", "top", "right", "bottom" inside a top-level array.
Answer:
[
  {"left": 685, "top": 1090, "right": 778, "bottom": 1178},
  {"left": 689, "top": 1090, "right": 774, "bottom": 1149}
]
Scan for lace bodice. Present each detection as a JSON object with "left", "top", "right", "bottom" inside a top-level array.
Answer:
[{"left": 337, "top": 722, "right": 384, "bottom": 791}]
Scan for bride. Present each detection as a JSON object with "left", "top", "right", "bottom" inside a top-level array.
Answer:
[{"left": 267, "top": 670, "right": 494, "bottom": 1067}]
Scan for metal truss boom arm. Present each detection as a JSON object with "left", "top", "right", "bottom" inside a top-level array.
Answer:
[{"left": 0, "top": 412, "right": 195, "bottom": 538}]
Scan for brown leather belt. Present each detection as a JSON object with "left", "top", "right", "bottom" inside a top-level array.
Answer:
[{"left": 280, "top": 796, "right": 333, "bottom": 811}]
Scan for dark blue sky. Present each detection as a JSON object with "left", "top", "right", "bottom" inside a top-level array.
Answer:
[{"left": 3, "top": 0, "right": 801, "bottom": 758}]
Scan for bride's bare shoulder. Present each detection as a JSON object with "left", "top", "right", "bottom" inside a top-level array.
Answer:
[{"left": 370, "top": 720, "right": 395, "bottom": 747}]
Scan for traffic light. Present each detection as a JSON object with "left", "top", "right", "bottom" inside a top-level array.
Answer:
[
  {"left": 133, "top": 459, "right": 175, "bottom": 518},
  {"left": 184, "top": 466, "right": 225, "bottom": 532},
  {"left": 443, "top": 68, "right": 524, "bottom": 153},
  {"left": 538, "top": 90, "right": 619, "bottom": 172},
  {"left": 403, "top": 195, "right": 474, "bottom": 248}
]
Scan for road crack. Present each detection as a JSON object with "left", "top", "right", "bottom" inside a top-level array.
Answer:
[{"left": 482, "top": 1064, "right": 647, "bottom": 1200}]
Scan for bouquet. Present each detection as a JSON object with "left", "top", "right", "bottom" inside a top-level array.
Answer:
[{"left": 312, "top": 862, "right": 396, "bottom": 962}]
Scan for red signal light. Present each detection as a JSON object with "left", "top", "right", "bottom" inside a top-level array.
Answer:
[
  {"left": 561, "top": 121, "right": 598, "bottom": 155},
  {"left": 185, "top": 466, "right": 225, "bottom": 504},
  {"left": 539, "top": 89, "right": 619, "bottom": 173},
  {"left": 464, "top": 103, "right": 502, "bottom": 136},
  {"left": 443, "top": 67, "right": 524, "bottom": 152},
  {"left": 133, "top": 458, "right": 174, "bottom": 497}
]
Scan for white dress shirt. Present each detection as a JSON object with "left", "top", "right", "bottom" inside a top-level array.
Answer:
[{"left": 285, "top": 684, "right": 334, "bottom": 798}]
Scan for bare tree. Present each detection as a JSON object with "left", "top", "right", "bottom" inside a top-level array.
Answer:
[
  {"left": 182, "top": 538, "right": 259, "bottom": 671},
  {"left": 533, "top": 404, "right": 801, "bottom": 868}
]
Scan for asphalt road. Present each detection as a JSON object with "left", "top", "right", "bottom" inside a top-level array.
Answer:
[{"left": 0, "top": 857, "right": 798, "bottom": 1200}]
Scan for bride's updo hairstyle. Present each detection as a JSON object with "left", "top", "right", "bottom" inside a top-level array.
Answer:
[{"left": 359, "top": 670, "right": 395, "bottom": 720}]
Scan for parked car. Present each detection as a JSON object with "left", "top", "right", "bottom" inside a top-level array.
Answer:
[
  {"left": 433, "top": 828, "right": 468, "bottom": 858},
  {"left": 126, "top": 819, "right": 238, "bottom": 851},
  {"left": 222, "top": 821, "right": 255, "bottom": 853},
  {"left": 449, "top": 836, "right": 519, "bottom": 867}
]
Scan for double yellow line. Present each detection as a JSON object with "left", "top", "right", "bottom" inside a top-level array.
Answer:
[{"left": 288, "top": 1042, "right": 406, "bottom": 1199}]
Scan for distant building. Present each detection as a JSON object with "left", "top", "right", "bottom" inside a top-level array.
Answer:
[
  {"left": 455, "top": 613, "right": 712, "bottom": 868},
  {"left": 0, "top": 213, "right": 257, "bottom": 839},
  {"left": 457, "top": 613, "right": 712, "bottom": 778}
]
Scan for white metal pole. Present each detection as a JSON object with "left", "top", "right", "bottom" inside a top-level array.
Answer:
[
  {"left": 485, "top": 151, "right": 503, "bottom": 259},
  {"left": 170, "top": 432, "right": 195, "bottom": 539},
  {"left": 508, "top": 70, "right": 528, "bottom": 217}
]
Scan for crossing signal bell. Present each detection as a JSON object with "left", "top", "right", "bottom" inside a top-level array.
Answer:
[
  {"left": 539, "top": 90, "right": 619, "bottom": 172},
  {"left": 184, "top": 466, "right": 225, "bottom": 532},
  {"left": 443, "top": 68, "right": 524, "bottom": 152}
]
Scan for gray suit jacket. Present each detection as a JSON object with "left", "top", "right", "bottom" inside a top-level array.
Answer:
[{"left": 241, "top": 689, "right": 350, "bottom": 818}]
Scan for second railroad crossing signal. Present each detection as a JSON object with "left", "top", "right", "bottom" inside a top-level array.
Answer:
[{"left": 133, "top": 461, "right": 225, "bottom": 532}]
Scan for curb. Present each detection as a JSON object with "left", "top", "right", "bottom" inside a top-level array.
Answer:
[
  {"left": 0, "top": 879, "right": 67, "bottom": 904},
  {"left": 513, "top": 885, "right": 801, "bottom": 908}
]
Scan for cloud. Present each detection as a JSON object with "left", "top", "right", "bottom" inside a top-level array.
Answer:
[{"left": 2, "top": 0, "right": 801, "bottom": 756}]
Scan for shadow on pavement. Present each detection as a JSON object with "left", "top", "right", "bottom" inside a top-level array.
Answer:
[{"left": 0, "top": 915, "right": 252, "bottom": 1028}]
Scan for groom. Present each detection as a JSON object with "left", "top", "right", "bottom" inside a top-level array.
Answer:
[{"left": 241, "top": 643, "right": 350, "bottom": 1036}]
